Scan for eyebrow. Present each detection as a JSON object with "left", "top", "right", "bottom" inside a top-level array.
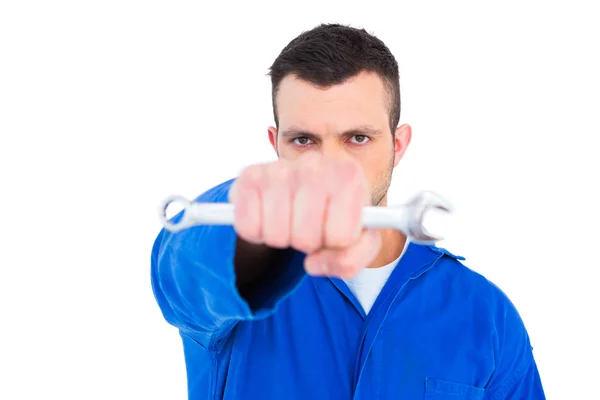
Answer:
[{"left": 279, "top": 125, "right": 383, "bottom": 139}]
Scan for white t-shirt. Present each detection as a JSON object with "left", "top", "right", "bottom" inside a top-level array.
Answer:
[{"left": 343, "top": 240, "right": 409, "bottom": 315}]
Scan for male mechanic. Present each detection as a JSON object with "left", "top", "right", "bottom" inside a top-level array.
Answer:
[{"left": 151, "top": 23, "right": 545, "bottom": 399}]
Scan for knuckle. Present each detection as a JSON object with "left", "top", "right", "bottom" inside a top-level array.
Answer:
[
  {"left": 297, "top": 155, "right": 324, "bottom": 180},
  {"left": 338, "top": 159, "right": 365, "bottom": 184},
  {"left": 268, "top": 161, "right": 292, "bottom": 183},
  {"left": 300, "top": 166, "right": 320, "bottom": 185},
  {"left": 299, "top": 150, "right": 322, "bottom": 164},
  {"left": 239, "top": 164, "right": 266, "bottom": 189}
]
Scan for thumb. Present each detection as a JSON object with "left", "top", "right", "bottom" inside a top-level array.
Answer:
[{"left": 304, "top": 228, "right": 381, "bottom": 279}]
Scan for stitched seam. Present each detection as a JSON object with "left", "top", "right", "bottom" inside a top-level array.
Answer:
[
  {"left": 491, "top": 352, "right": 534, "bottom": 400},
  {"left": 211, "top": 351, "right": 218, "bottom": 399},
  {"left": 354, "top": 252, "right": 445, "bottom": 389}
]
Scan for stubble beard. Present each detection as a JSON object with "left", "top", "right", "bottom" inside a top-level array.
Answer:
[{"left": 370, "top": 156, "right": 395, "bottom": 206}]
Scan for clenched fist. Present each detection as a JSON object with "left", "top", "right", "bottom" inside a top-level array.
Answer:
[{"left": 228, "top": 152, "right": 382, "bottom": 279}]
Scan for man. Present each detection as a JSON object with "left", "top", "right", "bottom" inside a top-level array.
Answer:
[{"left": 151, "top": 23, "right": 545, "bottom": 399}]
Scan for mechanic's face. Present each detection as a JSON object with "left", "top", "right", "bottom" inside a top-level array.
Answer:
[{"left": 268, "top": 71, "right": 411, "bottom": 206}]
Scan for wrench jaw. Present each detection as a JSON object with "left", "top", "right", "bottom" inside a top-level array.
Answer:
[
  {"left": 158, "top": 195, "right": 195, "bottom": 233},
  {"left": 405, "top": 190, "right": 453, "bottom": 214},
  {"left": 405, "top": 217, "right": 444, "bottom": 245},
  {"left": 401, "top": 191, "right": 453, "bottom": 245}
]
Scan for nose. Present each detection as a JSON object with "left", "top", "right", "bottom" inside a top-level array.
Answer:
[{"left": 320, "top": 140, "right": 350, "bottom": 162}]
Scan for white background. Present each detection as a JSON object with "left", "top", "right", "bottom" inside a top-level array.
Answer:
[{"left": 1, "top": 1, "right": 598, "bottom": 399}]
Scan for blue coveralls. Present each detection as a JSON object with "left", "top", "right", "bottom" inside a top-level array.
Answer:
[{"left": 151, "top": 178, "right": 545, "bottom": 399}]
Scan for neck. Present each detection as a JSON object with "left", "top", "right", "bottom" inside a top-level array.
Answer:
[
  {"left": 366, "top": 228, "right": 407, "bottom": 269},
  {"left": 365, "top": 192, "right": 406, "bottom": 269}
]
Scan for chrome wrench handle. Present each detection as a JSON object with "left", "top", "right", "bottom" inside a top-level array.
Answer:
[{"left": 158, "top": 191, "right": 452, "bottom": 245}]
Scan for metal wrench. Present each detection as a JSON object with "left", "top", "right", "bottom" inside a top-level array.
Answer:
[{"left": 158, "top": 190, "right": 452, "bottom": 245}]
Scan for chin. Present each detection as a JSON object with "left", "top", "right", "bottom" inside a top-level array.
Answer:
[{"left": 371, "top": 193, "right": 387, "bottom": 207}]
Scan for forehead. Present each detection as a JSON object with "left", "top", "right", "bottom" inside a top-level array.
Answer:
[{"left": 275, "top": 71, "right": 389, "bottom": 130}]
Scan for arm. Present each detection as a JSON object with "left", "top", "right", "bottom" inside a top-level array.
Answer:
[
  {"left": 150, "top": 179, "right": 306, "bottom": 349},
  {"left": 483, "top": 287, "right": 546, "bottom": 399}
]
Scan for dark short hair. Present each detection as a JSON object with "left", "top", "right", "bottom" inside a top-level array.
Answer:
[{"left": 268, "top": 23, "right": 400, "bottom": 135}]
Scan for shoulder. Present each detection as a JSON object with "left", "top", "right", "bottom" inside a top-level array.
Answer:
[
  {"left": 425, "top": 244, "right": 522, "bottom": 315},
  {"left": 420, "top": 245, "right": 543, "bottom": 395},
  {"left": 193, "top": 178, "right": 237, "bottom": 203},
  {"left": 426, "top": 244, "right": 534, "bottom": 360},
  {"left": 423, "top": 249, "right": 544, "bottom": 394}
]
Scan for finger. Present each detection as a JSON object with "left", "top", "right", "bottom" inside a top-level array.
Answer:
[
  {"left": 290, "top": 157, "right": 327, "bottom": 254},
  {"left": 231, "top": 166, "right": 264, "bottom": 244},
  {"left": 261, "top": 162, "right": 293, "bottom": 248},
  {"left": 228, "top": 180, "right": 239, "bottom": 203},
  {"left": 304, "top": 228, "right": 381, "bottom": 278},
  {"left": 324, "top": 160, "right": 369, "bottom": 248}
]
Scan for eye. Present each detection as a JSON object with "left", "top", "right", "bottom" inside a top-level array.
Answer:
[
  {"left": 291, "top": 137, "right": 313, "bottom": 146},
  {"left": 349, "top": 135, "right": 370, "bottom": 144}
]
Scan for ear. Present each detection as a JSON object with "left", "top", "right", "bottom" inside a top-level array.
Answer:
[
  {"left": 268, "top": 126, "right": 278, "bottom": 154},
  {"left": 393, "top": 124, "right": 412, "bottom": 167}
]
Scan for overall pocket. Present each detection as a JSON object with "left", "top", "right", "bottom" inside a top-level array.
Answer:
[{"left": 424, "top": 378, "right": 484, "bottom": 399}]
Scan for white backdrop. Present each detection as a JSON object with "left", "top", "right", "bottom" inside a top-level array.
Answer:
[{"left": 1, "top": 1, "right": 598, "bottom": 399}]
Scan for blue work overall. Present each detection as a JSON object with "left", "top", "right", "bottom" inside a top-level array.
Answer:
[{"left": 151, "top": 179, "right": 545, "bottom": 399}]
